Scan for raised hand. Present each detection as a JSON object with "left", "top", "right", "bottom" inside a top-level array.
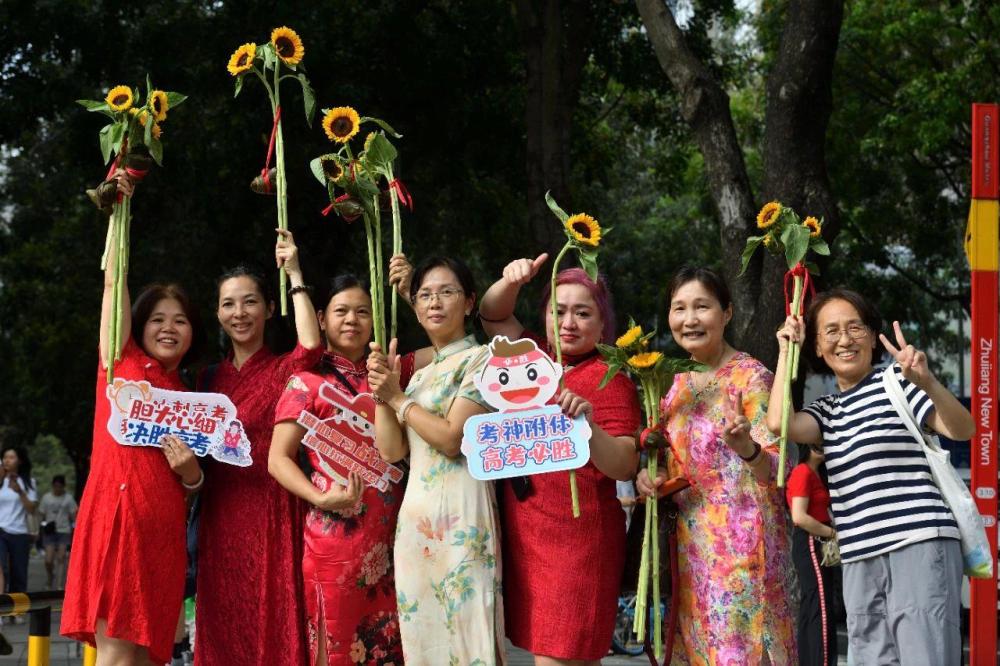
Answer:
[
  {"left": 315, "top": 471, "right": 364, "bottom": 512},
  {"left": 388, "top": 254, "right": 413, "bottom": 299},
  {"left": 776, "top": 314, "right": 804, "bottom": 354},
  {"left": 636, "top": 466, "right": 668, "bottom": 499},
  {"left": 367, "top": 339, "right": 403, "bottom": 404},
  {"left": 275, "top": 228, "right": 302, "bottom": 278},
  {"left": 502, "top": 253, "right": 549, "bottom": 287},
  {"left": 879, "top": 321, "right": 933, "bottom": 389},
  {"left": 720, "top": 390, "right": 754, "bottom": 458},
  {"left": 160, "top": 434, "right": 202, "bottom": 487}
]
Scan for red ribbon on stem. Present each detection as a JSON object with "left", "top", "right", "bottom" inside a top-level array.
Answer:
[
  {"left": 321, "top": 194, "right": 362, "bottom": 222},
  {"left": 388, "top": 178, "right": 414, "bottom": 211},
  {"left": 783, "top": 262, "right": 815, "bottom": 316},
  {"left": 259, "top": 106, "right": 282, "bottom": 194},
  {"left": 104, "top": 138, "right": 149, "bottom": 203}
]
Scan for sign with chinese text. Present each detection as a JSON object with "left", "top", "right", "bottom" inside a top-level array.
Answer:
[
  {"left": 296, "top": 383, "right": 404, "bottom": 492},
  {"left": 106, "top": 379, "right": 252, "bottom": 466},
  {"left": 461, "top": 336, "right": 592, "bottom": 481}
]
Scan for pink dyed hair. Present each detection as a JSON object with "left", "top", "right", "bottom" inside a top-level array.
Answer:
[{"left": 538, "top": 268, "right": 617, "bottom": 344}]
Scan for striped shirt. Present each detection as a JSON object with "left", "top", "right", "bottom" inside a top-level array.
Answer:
[{"left": 802, "top": 365, "right": 959, "bottom": 562}]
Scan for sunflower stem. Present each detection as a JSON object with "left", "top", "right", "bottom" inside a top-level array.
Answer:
[
  {"left": 549, "top": 242, "right": 580, "bottom": 518},
  {"left": 363, "top": 212, "right": 382, "bottom": 351},
  {"left": 386, "top": 163, "right": 402, "bottom": 342},
  {"left": 272, "top": 62, "right": 289, "bottom": 317},
  {"left": 778, "top": 274, "right": 804, "bottom": 487},
  {"left": 373, "top": 195, "right": 385, "bottom": 349}
]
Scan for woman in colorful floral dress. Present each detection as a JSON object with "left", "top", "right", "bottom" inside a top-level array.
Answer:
[
  {"left": 368, "top": 257, "right": 505, "bottom": 666},
  {"left": 638, "top": 267, "right": 796, "bottom": 665},
  {"left": 269, "top": 272, "right": 427, "bottom": 665}
]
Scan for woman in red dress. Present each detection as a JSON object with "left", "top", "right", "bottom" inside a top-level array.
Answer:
[
  {"left": 478, "top": 256, "right": 641, "bottom": 665},
  {"left": 62, "top": 172, "right": 205, "bottom": 665},
  {"left": 194, "top": 230, "right": 323, "bottom": 665},
  {"left": 269, "top": 272, "right": 427, "bottom": 665}
]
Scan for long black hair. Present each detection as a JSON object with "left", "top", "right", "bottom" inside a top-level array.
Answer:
[
  {"left": 1, "top": 446, "right": 34, "bottom": 492},
  {"left": 215, "top": 263, "right": 293, "bottom": 354}
]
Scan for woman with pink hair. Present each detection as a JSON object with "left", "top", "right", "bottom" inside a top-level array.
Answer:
[{"left": 478, "top": 255, "right": 641, "bottom": 666}]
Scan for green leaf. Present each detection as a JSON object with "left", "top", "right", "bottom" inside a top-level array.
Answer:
[
  {"left": 234, "top": 75, "right": 244, "bottom": 98},
  {"left": 544, "top": 191, "right": 569, "bottom": 222},
  {"left": 76, "top": 99, "right": 109, "bottom": 112},
  {"left": 363, "top": 132, "right": 398, "bottom": 171},
  {"left": 145, "top": 73, "right": 152, "bottom": 101},
  {"left": 577, "top": 248, "right": 599, "bottom": 281},
  {"left": 597, "top": 362, "right": 622, "bottom": 390},
  {"left": 804, "top": 260, "right": 821, "bottom": 276},
  {"left": 359, "top": 116, "right": 402, "bottom": 138},
  {"left": 98, "top": 124, "right": 114, "bottom": 164},
  {"left": 781, "top": 223, "right": 810, "bottom": 268},
  {"left": 143, "top": 115, "right": 153, "bottom": 148},
  {"left": 810, "top": 238, "right": 831, "bottom": 256},
  {"left": 261, "top": 42, "right": 277, "bottom": 71},
  {"left": 148, "top": 136, "right": 163, "bottom": 166},
  {"left": 309, "top": 157, "right": 326, "bottom": 186},
  {"left": 297, "top": 73, "right": 316, "bottom": 126},
  {"left": 738, "top": 235, "right": 764, "bottom": 276},
  {"left": 109, "top": 121, "right": 126, "bottom": 154},
  {"left": 165, "top": 92, "right": 188, "bottom": 110}
]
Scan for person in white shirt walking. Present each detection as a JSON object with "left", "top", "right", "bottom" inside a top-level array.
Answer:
[{"left": 39, "top": 475, "right": 77, "bottom": 589}]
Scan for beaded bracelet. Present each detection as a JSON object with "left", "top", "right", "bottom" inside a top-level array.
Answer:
[{"left": 288, "top": 284, "right": 313, "bottom": 297}]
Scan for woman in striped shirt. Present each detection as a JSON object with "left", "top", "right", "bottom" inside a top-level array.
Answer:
[{"left": 771, "top": 288, "right": 974, "bottom": 666}]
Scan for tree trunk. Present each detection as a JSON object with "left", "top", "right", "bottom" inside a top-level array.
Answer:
[
  {"left": 515, "top": 0, "right": 593, "bottom": 250},
  {"left": 636, "top": 0, "right": 845, "bottom": 369}
]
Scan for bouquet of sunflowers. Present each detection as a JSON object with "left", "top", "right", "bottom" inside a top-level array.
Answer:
[
  {"left": 77, "top": 79, "right": 187, "bottom": 382},
  {"left": 740, "top": 201, "right": 830, "bottom": 485},
  {"left": 544, "top": 193, "right": 608, "bottom": 518},
  {"left": 599, "top": 322, "right": 703, "bottom": 660},
  {"left": 227, "top": 26, "right": 316, "bottom": 315},
  {"left": 309, "top": 108, "right": 409, "bottom": 348}
]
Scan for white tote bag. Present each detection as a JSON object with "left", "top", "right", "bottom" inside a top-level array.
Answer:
[{"left": 882, "top": 364, "right": 993, "bottom": 579}]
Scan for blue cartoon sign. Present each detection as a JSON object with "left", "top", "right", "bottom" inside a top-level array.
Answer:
[
  {"left": 106, "top": 379, "right": 252, "bottom": 467},
  {"left": 461, "top": 336, "right": 592, "bottom": 481}
]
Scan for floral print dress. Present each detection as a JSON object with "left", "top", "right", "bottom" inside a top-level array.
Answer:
[
  {"left": 393, "top": 336, "right": 505, "bottom": 666},
  {"left": 661, "top": 352, "right": 797, "bottom": 665}
]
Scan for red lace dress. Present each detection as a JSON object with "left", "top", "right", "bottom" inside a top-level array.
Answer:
[
  {"left": 501, "top": 339, "right": 641, "bottom": 660},
  {"left": 62, "top": 339, "right": 188, "bottom": 664},
  {"left": 273, "top": 352, "right": 414, "bottom": 665},
  {"left": 195, "top": 343, "right": 322, "bottom": 666}
]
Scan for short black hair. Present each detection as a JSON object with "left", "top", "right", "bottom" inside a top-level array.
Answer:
[
  {"left": 804, "top": 288, "right": 884, "bottom": 374},
  {"left": 216, "top": 263, "right": 273, "bottom": 305},
  {"left": 665, "top": 266, "right": 732, "bottom": 312},
  {"left": 52, "top": 475, "right": 66, "bottom": 485},
  {"left": 131, "top": 283, "right": 204, "bottom": 368},
  {"left": 410, "top": 256, "right": 477, "bottom": 319},
  {"left": 319, "top": 274, "right": 369, "bottom": 311}
]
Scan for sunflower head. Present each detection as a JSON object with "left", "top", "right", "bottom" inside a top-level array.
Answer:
[
  {"left": 627, "top": 351, "right": 663, "bottom": 370},
  {"left": 763, "top": 234, "right": 778, "bottom": 251},
  {"left": 271, "top": 26, "right": 304, "bottom": 66},
  {"left": 128, "top": 108, "right": 151, "bottom": 127},
  {"left": 616, "top": 325, "right": 643, "bottom": 350},
  {"left": 105, "top": 85, "right": 133, "bottom": 113},
  {"left": 564, "top": 213, "right": 602, "bottom": 247},
  {"left": 363, "top": 132, "right": 377, "bottom": 153},
  {"left": 756, "top": 201, "right": 782, "bottom": 230},
  {"left": 803, "top": 216, "right": 821, "bottom": 238},
  {"left": 320, "top": 156, "right": 344, "bottom": 183},
  {"left": 149, "top": 90, "right": 169, "bottom": 122},
  {"left": 227, "top": 43, "right": 257, "bottom": 76},
  {"left": 151, "top": 123, "right": 163, "bottom": 140},
  {"left": 322, "top": 107, "right": 361, "bottom": 144}
]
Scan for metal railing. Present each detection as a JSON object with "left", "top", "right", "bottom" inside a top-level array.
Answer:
[{"left": 0, "top": 591, "right": 96, "bottom": 665}]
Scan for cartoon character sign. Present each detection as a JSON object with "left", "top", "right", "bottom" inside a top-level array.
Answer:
[
  {"left": 296, "top": 383, "right": 404, "bottom": 492},
  {"left": 106, "top": 379, "right": 252, "bottom": 467},
  {"left": 461, "top": 336, "right": 592, "bottom": 481}
]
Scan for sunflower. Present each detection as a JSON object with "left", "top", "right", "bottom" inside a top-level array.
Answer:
[
  {"left": 756, "top": 201, "right": 782, "bottom": 230},
  {"left": 616, "top": 325, "right": 643, "bottom": 350},
  {"left": 763, "top": 234, "right": 777, "bottom": 250},
  {"left": 320, "top": 156, "right": 344, "bottom": 182},
  {"left": 227, "top": 43, "right": 257, "bottom": 76},
  {"left": 803, "top": 216, "right": 821, "bottom": 238},
  {"left": 322, "top": 107, "right": 361, "bottom": 144},
  {"left": 128, "top": 108, "right": 151, "bottom": 127},
  {"left": 564, "top": 213, "right": 602, "bottom": 247},
  {"left": 628, "top": 352, "right": 663, "bottom": 370},
  {"left": 149, "top": 90, "right": 169, "bottom": 122},
  {"left": 271, "top": 26, "right": 304, "bottom": 66},
  {"left": 105, "top": 85, "right": 133, "bottom": 113},
  {"left": 363, "top": 132, "right": 376, "bottom": 153},
  {"left": 152, "top": 123, "right": 163, "bottom": 140}
]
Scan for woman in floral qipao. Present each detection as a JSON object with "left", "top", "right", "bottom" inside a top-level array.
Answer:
[{"left": 368, "top": 257, "right": 505, "bottom": 666}]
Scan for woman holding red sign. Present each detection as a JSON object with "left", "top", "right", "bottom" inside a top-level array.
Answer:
[
  {"left": 477, "top": 255, "right": 641, "bottom": 665},
  {"left": 193, "top": 230, "right": 323, "bottom": 666},
  {"left": 269, "top": 268, "right": 427, "bottom": 666},
  {"left": 62, "top": 172, "right": 206, "bottom": 665}
]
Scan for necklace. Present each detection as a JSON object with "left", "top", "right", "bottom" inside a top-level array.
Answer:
[{"left": 688, "top": 345, "right": 735, "bottom": 393}]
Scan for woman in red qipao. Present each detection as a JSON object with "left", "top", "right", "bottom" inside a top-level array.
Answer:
[
  {"left": 194, "top": 230, "right": 323, "bottom": 666},
  {"left": 62, "top": 172, "right": 206, "bottom": 665},
  {"left": 269, "top": 271, "right": 428, "bottom": 665},
  {"left": 479, "top": 257, "right": 641, "bottom": 665}
]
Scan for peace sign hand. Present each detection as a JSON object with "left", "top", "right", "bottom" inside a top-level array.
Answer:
[
  {"left": 879, "top": 321, "right": 934, "bottom": 390},
  {"left": 720, "top": 390, "right": 754, "bottom": 458}
]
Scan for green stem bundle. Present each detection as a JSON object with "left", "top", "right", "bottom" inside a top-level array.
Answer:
[
  {"left": 633, "top": 383, "right": 663, "bottom": 660},
  {"left": 386, "top": 164, "right": 402, "bottom": 342},
  {"left": 271, "top": 66, "right": 289, "bottom": 316},
  {"left": 777, "top": 274, "right": 804, "bottom": 487},
  {"left": 105, "top": 195, "right": 132, "bottom": 383},
  {"left": 549, "top": 242, "right": 580, "bottom": 518}
]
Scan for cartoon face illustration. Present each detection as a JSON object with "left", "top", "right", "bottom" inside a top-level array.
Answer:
[
  {"left": 107, "top": 380, "right": 153, "bottom": 413},
  {"left": 334, "top": 406, "right": 375, "bottom": 439},
  {"left": 476, "top": 336, "right": 563, "bottom": 411}
]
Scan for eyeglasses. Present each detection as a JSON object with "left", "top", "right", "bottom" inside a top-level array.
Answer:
[
  {"left": 821, "top": 324, "right": 870, "bottom": 344},
  {"left": 413, "top": 287, "right": 464, "bottom": 305}
]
